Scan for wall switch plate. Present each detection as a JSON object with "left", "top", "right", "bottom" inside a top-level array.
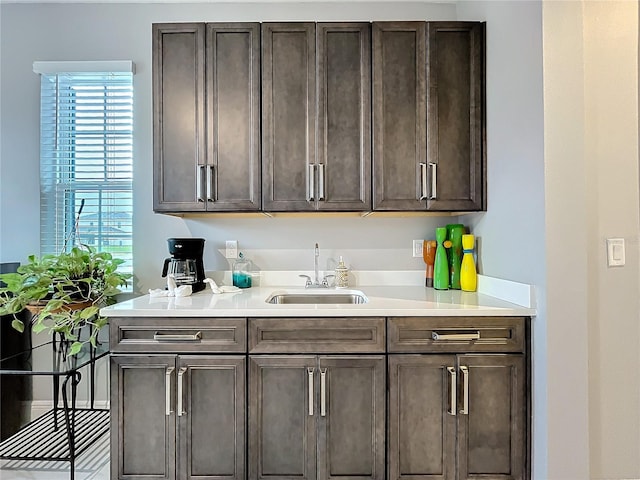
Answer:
[
  {"left": 606, "top": 238, "right": 625, "bottom": 267},
  {"left": 413, "top": 239, "right": 424, "bottom": 258},
  {"left": 225, "top": 240, "right": 238, "bottom": 259}
]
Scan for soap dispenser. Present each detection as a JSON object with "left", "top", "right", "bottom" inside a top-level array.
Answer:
[
  {"left": 232, "top": 252, "right": 252, "bottom": 288},
  {"left": 460, "top": 234, "right": 477, "bottom": 292},
  {"left": 335, "top": 256, "right": 349, "bottom": 289}
]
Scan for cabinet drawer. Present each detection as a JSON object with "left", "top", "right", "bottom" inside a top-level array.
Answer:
[
  {"left": 110, "top": 317, "right": 246, "bottom": 353},
  {"left": 388, "top": 317, "right": 526, "bottom": 353},
  {"left": 249, "top": 317, "right": 385, "bottom": 353}
]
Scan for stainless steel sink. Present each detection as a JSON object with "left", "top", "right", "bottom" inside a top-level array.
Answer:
[{"left": 265, "top": 290, "right": 368, "bottom": 305}]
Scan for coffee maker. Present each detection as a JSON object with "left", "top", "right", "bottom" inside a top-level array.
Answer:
[{"left": 161, "top": 238, "right": 206, "bottom": 293}]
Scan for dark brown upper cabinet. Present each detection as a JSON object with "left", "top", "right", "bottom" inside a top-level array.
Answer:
[
  {"left": 153, "top": 21, "right": 485, "bottom": 215},
  {"left": 373, "top": 21, "right": 485, "bottom": 212},
  {"left": 316, "top": 23, "right": 372, "bottom": 211},
  {"left": 262, "top": 22, "right": 372, "bottom": 212},
  {"left": 153, "top": 22, "right": 261, "bottom": 213},
  {"left": 153, "top": 23, "right": 205, "bottom": 212},
  {"left": 372, "top": 22, "right": 427, "bottom": 211},
  {"left": 426, "top": 22, "right": 485, "bottom": 211}
]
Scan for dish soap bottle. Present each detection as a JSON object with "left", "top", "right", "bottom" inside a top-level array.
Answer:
[
  {"left": 433, "top": 227, "right": 452, "bottom": 290},
  {"left": 335, "top": 256, "right": 349, "bottom": 289},
  {"left": 460, "top": 234, "right": 477, "bottom": 292},
  {"left": 232, "top": 252, "right": 252, "bottom": 288}
]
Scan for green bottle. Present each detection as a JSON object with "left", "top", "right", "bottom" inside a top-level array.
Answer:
[
  {"left": 446, "top": 224, "right": 465, "bottom": 290},
  {"left": 433, "top": 227, "right": 450, "bottom": 290}
]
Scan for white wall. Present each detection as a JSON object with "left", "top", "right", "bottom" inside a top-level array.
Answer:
[
  {"left": 542, "top": 1, "right": 590, "bottom": 477},
  {"left": 542, "top": 1, "right": 640, "bottom": 479},
  {"left": 582, "top": 1, "right": 640, "bottom": 477}
]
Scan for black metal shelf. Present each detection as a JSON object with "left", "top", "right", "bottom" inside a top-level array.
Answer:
[
  {"left": 0, "top": 408, "right": 108, "bottom": 461},
  {"left": 0, "top": 330, "right": 109, "bottom": 480}
]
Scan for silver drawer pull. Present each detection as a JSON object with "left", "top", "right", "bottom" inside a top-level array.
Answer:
[
  {"left": 320, "top": 368, "right": 327, "bottom": 417},
  {"left": 419, "top": 162, "right": 427, "bottom": 200},
  {"left": 428, "top": 162, "right": 437, "bottom": 199},
  {"left": 308, "top": 164, "right": 315, "bottom": 201},
  {"left": 432, "top": 331, "right": 480, "bottom": 341},
  {"left": 177, "top": 367, "right": 187, "bottom": 416},
  {"left": 308, "top": 367, "right": 315, "bottom": 416},
  {"left": 165, "top": 367, "right": 175, "bottom": 416},
  {"left": 196, "top": 165, "right": 206, "bottom": 202},
  {"left": 447, "top": 366, "right": 457, "bottom": 416},
  {"left": 154, "top": 332, "right": 202, "bottom": 342},
  {"left": 318, "top": 164, "right": 325, "bottom": 201},
  {"left": 207, "top": 164, "right": 215, "bottom": 202},
  {"left": 459, "top": 366, "right": 469, "bottom": 415}
]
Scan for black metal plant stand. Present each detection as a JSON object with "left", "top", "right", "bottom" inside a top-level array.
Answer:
[{"left": 0, "top": 328, "right": 110, "bottom": 480}]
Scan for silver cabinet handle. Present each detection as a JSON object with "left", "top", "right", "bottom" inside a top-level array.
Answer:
[
  {"left": 459, "top": 366, "right": 469, "bottom": 415},
  {"left": 177, "top": 367, "right": 187, "bottom": 417},
  {"left": 165, "top": 367, "right": 175, "bottom": 416},
  {"left": 318, "top": 164, "right": 325, "bottom": 201},
  {"left": 308, "top": 164, "right": 315, "bottom": 201},
  {"left": 154, "top": 332, "right": 202, "bottom": 342},
  {"left": 429, "top": 162, "right": 437, "bottom": 199},
  {"left": 196, "top": 165, "right": 206, "bottom": 202},
  {"left": 419, "top": 162, "right": 427, "bottom": 200},
  {"left": 432, "top": 331, "right": 480, "bottom": 341},
  {"left": 320, "top": 368, "right": 327, "bottom": 417},
  {"left": 447, "top": 366, "right": 457, "bottom": 416},
  {"left": 206, "top": 165, "right": 215, "bottom": 202},
  {"left": 307, "top": 367, "right": 315, "bottom": 416}
]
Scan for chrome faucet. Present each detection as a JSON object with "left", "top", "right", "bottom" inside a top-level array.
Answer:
[
  {"left": 314, "top": 243, "right": 320, "bottom": 286},
  {"left": 299, "top": 243, "right": 334, "bottom": 288}
]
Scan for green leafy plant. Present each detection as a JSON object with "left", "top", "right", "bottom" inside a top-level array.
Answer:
[{"left": 0, "top": 246, "right": 131, "bottom": 355}]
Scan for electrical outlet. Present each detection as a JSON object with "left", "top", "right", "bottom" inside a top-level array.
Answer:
[
  {"left": 412, "top": 239, "right": 424, "bottom": 258},
  {"left": 225, "top": 240, "right": 238, "bottom": 259}
]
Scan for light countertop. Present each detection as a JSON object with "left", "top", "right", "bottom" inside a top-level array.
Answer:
[{"left": 100, "top": 283, "right": 536, "bottom": 318}]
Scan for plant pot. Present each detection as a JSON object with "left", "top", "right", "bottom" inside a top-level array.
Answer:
[{"left": 25, "top": 300, "right": 94, "bottom": 316}]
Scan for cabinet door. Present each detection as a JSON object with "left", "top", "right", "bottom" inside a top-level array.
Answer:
[
  {"left": 388, "top": 355, "right": 456, "bottom": 480},
  {"left": 262, "top": 23, "right": 316, "bottom": 211},
  {"left": 426, "top": 22, "right": 484, "bottom": 211},
  {"left": 249, "top": 355, "right": 317, "bottom": 480},
  {"left": 317, "top": 356, "right": 385, "bottom": 480},
  {"left": 457, "top": 355, "right": 526, "bottom": 480},
  {"left": 317, "top": 23, "right": 371, "bottom": 211},
  {"left": 153, "top": 23, "right": 206, "bottom": 212},
  {"left": 206, "top": 23, "right": 261, "bottom": 211},
  {"left": 372, "top": 22, "right": 427, "bottom": 211},
  {"left": 110, "top": 355, "right": 176, "bottom": 480},
  {"left": 178, "top": 356, "right": 245, "bottom": 480}
]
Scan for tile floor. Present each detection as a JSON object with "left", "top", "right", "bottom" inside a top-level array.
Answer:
[{"left": 0, "top": 433, "right": 109, "bottom": 480}]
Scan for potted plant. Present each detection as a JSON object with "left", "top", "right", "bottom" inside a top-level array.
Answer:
[{"left": 0, "top": 246, "right": 131, "bottom": 355}]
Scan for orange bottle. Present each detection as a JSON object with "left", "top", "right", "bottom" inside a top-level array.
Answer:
[{"left": 423, "top": 240, "right": 437, "bottom": 287}]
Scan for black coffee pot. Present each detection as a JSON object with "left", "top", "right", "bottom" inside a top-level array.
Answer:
[{"left": 161, "top": 238, "right": 206, "bottom": 293}]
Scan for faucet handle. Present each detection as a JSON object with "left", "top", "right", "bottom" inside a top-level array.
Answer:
[
  {"left": 322, "top": 274, "right": 335, "bottom": 288},
  {"left": 299, "top": 274, "right": 312, "bottom": 288}
]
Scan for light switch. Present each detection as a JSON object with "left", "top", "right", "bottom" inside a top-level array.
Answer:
[{"left": 606, "top": 238, "right": 625, "bottom": 267}]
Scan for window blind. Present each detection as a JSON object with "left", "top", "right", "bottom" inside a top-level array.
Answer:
[{"left": 38, "top": 70, "right": 133, "bottom": 281}]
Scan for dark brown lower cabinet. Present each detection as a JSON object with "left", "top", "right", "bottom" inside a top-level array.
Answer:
[
  {"left": 388, "top": 354, "right": 526, "bottom": 480},
  {"left": 111, "top": 355, "right": 245, "bottom": 480},
  {"left": 249, "top": 355, "right": 385, "bottom": 480}
]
